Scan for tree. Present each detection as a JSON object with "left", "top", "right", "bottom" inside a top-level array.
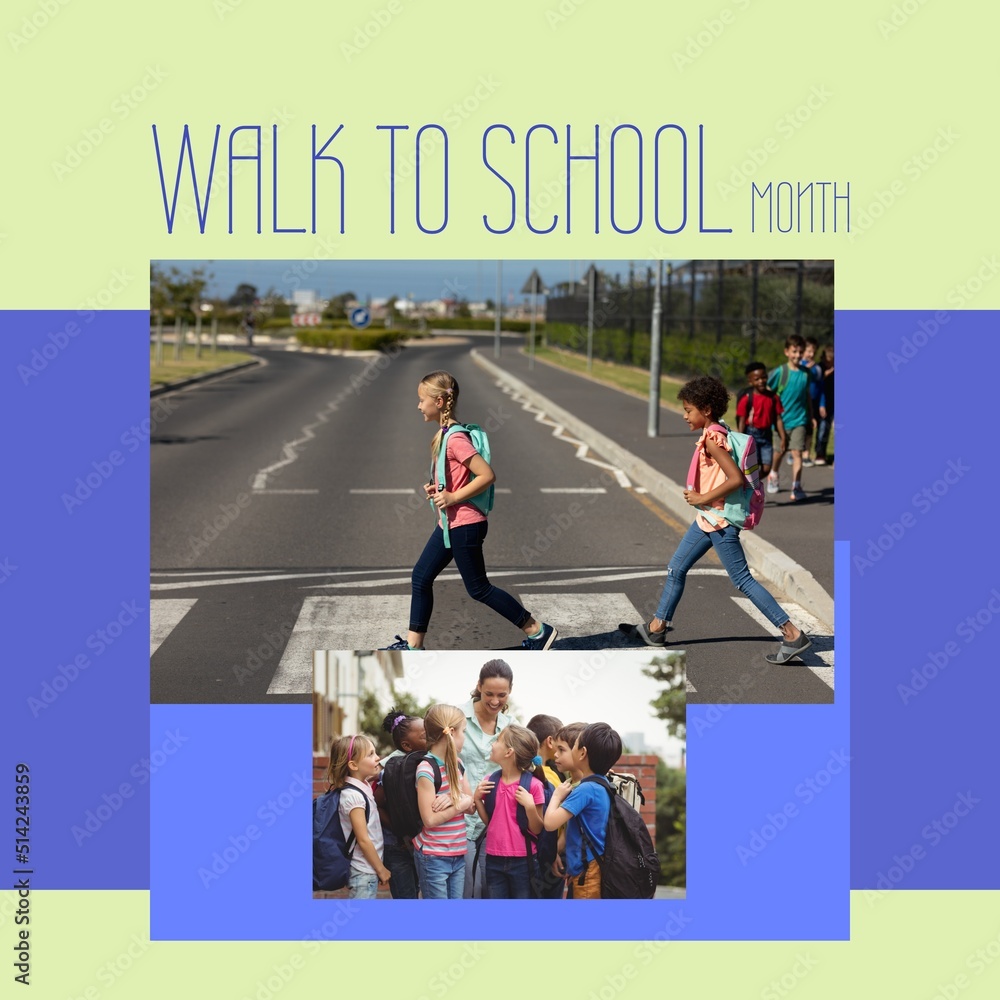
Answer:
[
  {"left": 643, "top": 652, "right": 686, "bottom": 741},
  {"left": 323, "top": 290, "right": 357, "bottom": 321},
  {"left": 228, "top": 283, "right": 258, "bottom": 308},
  {"left": 654, "top": 758, "right": 686, "bottom": 887}
]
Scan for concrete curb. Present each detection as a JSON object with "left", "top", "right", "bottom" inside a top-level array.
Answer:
[
  {"left": 472, "top": 349, "right": 834, "bottom": 629},
  {"left": 150, "top": 357, "right": 263, "bottom": 397}
]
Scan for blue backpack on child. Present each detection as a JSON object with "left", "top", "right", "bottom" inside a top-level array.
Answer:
[
  {"left": 312, "top": 787, "right": 370, "bottom": 891},
  {"left": 432, "top": 423, "right": 494, "bottom": 548},
  {"left": 686, "top": 419, "right": 765, "bottom": 531}
]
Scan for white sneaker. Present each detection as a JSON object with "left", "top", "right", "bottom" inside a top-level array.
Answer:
[
  {"left": 786, "top": 453, "right": 794, "bottom": 466},
  {"left": 766, "top": 474, "right": 780, "bottom": 494}
]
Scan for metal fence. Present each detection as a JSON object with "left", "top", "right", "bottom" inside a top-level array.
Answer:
[{"left": 543, "top": 260, "right": 834, "bottom": 384}]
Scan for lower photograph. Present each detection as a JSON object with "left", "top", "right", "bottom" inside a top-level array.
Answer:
[{"left": 312, "top": 649, "right": 686, "bottom": 901}]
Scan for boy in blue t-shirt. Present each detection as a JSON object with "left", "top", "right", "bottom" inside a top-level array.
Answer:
[
  {"left": 768, "top": 334, "right": 815, "bottom": 502},
  {"left": 544, "top": 722, "right": 622, "bottom": 900}
]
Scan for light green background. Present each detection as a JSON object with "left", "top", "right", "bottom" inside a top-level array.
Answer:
[
  {"left": 3, "top": 891, "right": 1000, "bottom": 996},
  {"left": 6, "top": 0, "right": 996, "bottom": 992},
  {"left": 3, "top": 0, "right": 995, "bottom": 308}
]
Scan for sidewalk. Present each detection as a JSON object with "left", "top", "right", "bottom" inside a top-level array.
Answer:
[{"left": 473, "top": 346, "right": 834, "bottom": 626}]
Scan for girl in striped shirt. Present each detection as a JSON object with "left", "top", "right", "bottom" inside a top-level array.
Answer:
[{"left": 413, "top": 704, "right": 475, "bottom": 899}]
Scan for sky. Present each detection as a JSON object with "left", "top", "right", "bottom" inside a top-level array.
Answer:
[
  {"left": 157, "top": 258, "right": 687, "bottom": 304},
  {"left": 394, "top": 649, "right": 685, "bottom": 766}
]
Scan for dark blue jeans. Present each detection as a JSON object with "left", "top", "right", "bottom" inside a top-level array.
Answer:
[
  {"left": 485, "top": 854, "right": 534, "bottom": 899},
  {"left": 384, "top": 842, "right": 419, "bottom": 900},
  {"left": 409, "top": 522, "right": 531, "bottom": 634}
]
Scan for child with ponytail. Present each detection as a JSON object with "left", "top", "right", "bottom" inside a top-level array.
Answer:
[
  {"left": 327, "top": 734, "right": 390, "bottom": 899},
  {"left": 383, "top": 370, "right": 556, "bottom": 651},
  {"left": 474, "top": 724, "right": 548, "bottom": 899},
  {"left": 412, "top": 704, "right": 476, "bottom": 899}
]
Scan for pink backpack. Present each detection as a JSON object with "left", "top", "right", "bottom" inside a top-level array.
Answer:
[{"left": 686, "top": 421, "right": 765, "bottom": 531}]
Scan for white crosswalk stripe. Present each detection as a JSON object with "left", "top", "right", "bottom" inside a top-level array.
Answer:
[
  {"left": 730, "top": 597, "right": 834, "bottom": 689},
  {"left": 266, "top": 595, "right": 412, "bottom": 695},
  {"left": 150, "top": 598, "right": 197, "bottom": 657},
  {"left": 518, "top": 591, "right": 643, "bottom": 640}
]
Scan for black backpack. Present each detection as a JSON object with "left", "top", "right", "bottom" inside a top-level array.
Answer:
[
  {"left": 577, "top": 774, "right": 661, "bottom": 899},
  {"left": 472, "top": 769, "right": 561, "bottom": 897},
  {"left": 312, "top": 786, "right": 370, "bottom": 891},
  {"left": 380, "top": 752, "right": 459, "bottom": 838}
]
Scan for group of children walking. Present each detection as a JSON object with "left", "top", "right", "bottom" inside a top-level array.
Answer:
[
  {"left": 322, "top": 708, "right": 632, "bottom": 900},
  {"left": 382, "top": 340, "right": 831, "bottom": 663}
]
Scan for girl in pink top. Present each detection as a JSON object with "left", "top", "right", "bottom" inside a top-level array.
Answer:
[
  {"left": 636, "top": 376, "right": 812, "bottom": 665},
  {"left": 383, "top": 370, "right": 556, "bottom": 651},
  {"left": 474, "top": 724, "right": 546, "bottom": 899}
]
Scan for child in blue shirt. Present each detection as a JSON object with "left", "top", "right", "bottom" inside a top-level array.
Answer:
[
  {"left": 544, "top": 722, "right": 622, "bottom": 900},
  {"left": 768, "top": 335, "right": 815, "bottom": 502}
]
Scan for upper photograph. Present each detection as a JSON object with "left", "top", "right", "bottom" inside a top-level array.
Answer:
[{"left": 149, "top": 259, "right": 834, "bottom": 705}]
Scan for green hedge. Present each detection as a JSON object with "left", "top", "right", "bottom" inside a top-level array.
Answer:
[
  {"left": 294, "top": 329, "right": 419, "bottom": 351},
  {"left": 543, "top": 322, "right": 798, "bottom": 388},
  {"left": 429, "top": 317, "right": 545, "bottom": 334}
]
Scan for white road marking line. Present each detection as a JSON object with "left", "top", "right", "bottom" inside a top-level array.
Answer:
[
  {"left": 518, "top": 591, "right": 643, "bottom": 638},
  {"left": 497, "top": 382, "right": 632, "bottom": 488},
  {"left": 731, "top": 597, "right": 834, "bottom": 689},
  {"left": 251, "top": 395, "right": 344, "bottom": 491},
  {"left": 540, "top": 488, "right": 607, "bottom": 494},
  {"left": 150, "top": 599, "right": 197, "bottom": 657},
  {"left": 152, "top": 565, "right": 662, "bottom": 591},
  {"left": 523, "top": 568, "right": 726, "bottom": 587},
  {"left": 349, "top": 489, "right": 416, "bottom": 494},
  {"left": 686, "top": 678, "right": 697, "bottom": 693},
  {"left": 255, "top": 489, "right": 320, "bottom": 494},
  {"left": 266, "top": 595, "right": 411, "bottom": 695}
]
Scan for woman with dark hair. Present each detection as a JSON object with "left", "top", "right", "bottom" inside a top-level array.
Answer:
[{"left": 459, "top": 659, "right": 517, "bottom": 897}]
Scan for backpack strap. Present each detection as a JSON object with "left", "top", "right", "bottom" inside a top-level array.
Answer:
[
  {"left": 574, "top": 775, "right": 611, "bottom": 885},
  {"left": 341, "top": 787, "right": 372, "bottom": 858},
  {"left": 433, "top": 423, "right": 470, "bottom": 549}
]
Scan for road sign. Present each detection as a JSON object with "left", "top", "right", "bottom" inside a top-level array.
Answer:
[
  {"left": 349, "top": 307, "right": 371, "bottom": 330},
  {"left": 291, "top": 313, "right": 321, "bottom": 327},
  {"left": 521, "top": 269, "right": 548, "bottom": 295}
]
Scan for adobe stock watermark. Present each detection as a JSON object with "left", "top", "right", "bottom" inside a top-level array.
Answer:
[
  {"left": 925, "top": 925, "right": 1000, "bottom": 1000},
  {"left": 852, "top": 457, "right": 971, "bottom": 576},
  {"left": 672, "top": 0, "right": 755, "bottom": 72},
  {"left": 61, "top": 396, "right": 178, "bottom": 514},
  {"left": 848, "top": 127, "right": 958, "bottom": 243},
  {"left": 341, "top": 1, "right": 405, "bottom": 61},
  {"left": 864, "top": 790, "right": 981, "bottom": 906},
  {"left": 27, "top": 600, "right": 147, "bottom": 718},
  {"left": 897, "top": 588, "right": 1000, "bottom": 705},
  {"left": 760, "top": 954, "right": 819, "bottom": 1000},
  {"left": 71, "top": 730, "right": 188, "bottom": 846},
  {"left": 52, "top": 67, "right": 168, "bottom": 180},
  {"left": 232, "top": 622, "right": 295, "bottom": 685},
  {"left": 717, "top": 86, "right": 832, "bottom": 202},
  {"left": 878, "top": 0, "right": 933, "bottom": 39},
  {"left": 546, "top": 0, "right": 591, "bottom": 29},
  {"left": 736, "top": 748, "right": 850, "bottom": 864},
  {"left": 886, "top": 259, "right": 1000, "bottom": 372},
  {"left": 198, "top": 770, "right": 311, "bottom": 887},
  {"left": 520, "top": 469, "right": 618, "bottom": 565},
  {"left": 8, "top": 0, "right": 74, "bottom": 51},
  {"left": 17, "top": 268, "right": 134, "bottom": 385}
]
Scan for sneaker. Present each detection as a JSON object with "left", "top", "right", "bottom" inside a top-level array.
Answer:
[
  {"left": 766, "top": 474, "right": 780, "bottom": 495},
  {"left": 814, "top": 457, "right": 827, "bottom": 466},
  {"left": 380, "top": 635, "right": 411, "bottom": 650},
  {"left": 789, "top": 486, "right": 806, "bottom": 502},
  {"left": 521, "top": 622, "right": 558, "bottom": 650},
  {"left": 786, "top": 453, "right": 794, "bottom": 466},
  {"left": 764, "top": 631, "right": 812, "bottom": 664},
  {"left": 635, "top": 621, "right": 669, "bottom": 647},
  {"left": 802, "top": 457, "right": 814, "bottom": 467}
]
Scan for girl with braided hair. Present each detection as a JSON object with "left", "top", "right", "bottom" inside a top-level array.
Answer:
[{"left": 383, "top": 370, "right": 556, "bottom": 651}]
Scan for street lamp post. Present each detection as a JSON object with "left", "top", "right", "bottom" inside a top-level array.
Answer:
[
  {"left": 648, "top": 260, "right": 664, "bottom": 438},
  {"left": 494, "top": 261, "right": 502, "bottom": 359}
]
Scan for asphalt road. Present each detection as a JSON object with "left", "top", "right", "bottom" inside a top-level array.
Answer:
[{"left": 150, "top": 341, "right": 833, "bottom": 705}]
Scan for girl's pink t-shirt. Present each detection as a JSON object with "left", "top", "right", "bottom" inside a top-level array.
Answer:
[
  {"left": 484, "top": 775, "right": 545, "bottom": 857},
  {"left": 435, "top": 430, "right": 488, "bottom": 530},
  {"left": 692, "top": 426, "right": 730, "bottom": 533}
]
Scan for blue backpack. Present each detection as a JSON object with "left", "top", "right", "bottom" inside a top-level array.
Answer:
[
  {"left": 312, "top": 786, "right": 370, "bottom": 892},
  {"left": 432, "top": 423, "right": 494, "bottom": 548},
  {"left": 472, "top": 769, "right": 560, "bottom": 897}
]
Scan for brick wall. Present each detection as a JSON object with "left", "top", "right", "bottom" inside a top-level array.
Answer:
[{"left": 314, "top": 750, "right": 658, "bottom": 838}]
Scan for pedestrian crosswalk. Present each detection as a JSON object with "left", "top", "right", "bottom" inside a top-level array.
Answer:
[{"left": 149, "top": 578, "right": 834, "bottom": 699}]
